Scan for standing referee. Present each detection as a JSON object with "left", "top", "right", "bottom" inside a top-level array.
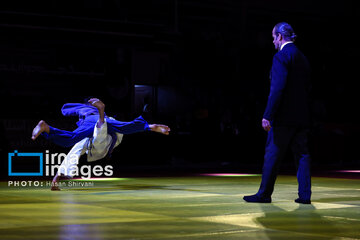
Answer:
[{"left": 244, "top": 22, "right": 312, "bottom": 204}]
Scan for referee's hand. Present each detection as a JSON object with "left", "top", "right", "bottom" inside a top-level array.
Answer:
[{"left": 262, "top": 118, "right": 271, "bottom": 132}]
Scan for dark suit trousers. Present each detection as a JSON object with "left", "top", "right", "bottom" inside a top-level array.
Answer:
[{"left": 257, "top": 126, "right": 312, "bottom": 200}]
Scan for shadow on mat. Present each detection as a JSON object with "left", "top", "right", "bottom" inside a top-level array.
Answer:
[{"left": 256, "top": 204, "right": 339, "bottom": 239}]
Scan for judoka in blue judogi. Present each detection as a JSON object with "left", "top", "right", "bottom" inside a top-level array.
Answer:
[{"left": 31, "top": 98, "right": 170, "bottom": 190}]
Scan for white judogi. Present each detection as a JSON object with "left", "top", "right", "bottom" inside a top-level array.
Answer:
[{"left": 57, "top": 119, "right": 123, "bottom": 177}]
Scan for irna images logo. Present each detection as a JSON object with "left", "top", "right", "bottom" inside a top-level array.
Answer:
[
  {"left": 8, "top": 150, "right": 113, "bottom": 179},
  {"left": 8, "top": 150, "right": 43, "bottom": 176}
]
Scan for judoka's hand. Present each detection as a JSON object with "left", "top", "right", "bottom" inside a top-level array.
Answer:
[
  {"left": 89, "top": 98, "right": 106, "bottom": 127},
  {"left": 262, "top": 118, "right": 271, "bottom": 132},
  {"left": 88, "top": 98, "right": 105, "bottom": 110},
  {"left": 149, "top": 124, "right": 171, "bottom": 135}
]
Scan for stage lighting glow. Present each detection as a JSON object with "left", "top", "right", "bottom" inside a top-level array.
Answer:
[
  {"left": 200, "top": 173, "right": 261, "bottom": 177},
  {"left": 336, "top": 170, "right": 360, "bottom": 173}
]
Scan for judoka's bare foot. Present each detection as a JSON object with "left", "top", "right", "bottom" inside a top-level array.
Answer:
[
  {"left": 51, "top": 184, "right": 61, "bottom": 191},
  {"left": 149, "top": 124, "right": 171, "bottom": 135},
  {"left": 51, "top": 173, "right": 61, "bottom": 191},
  {"left": 51, "top": 173, "right": 71, "bottom": 191},
  {"left": 31, "top": 120, "right": 50, "bottom": 140}
]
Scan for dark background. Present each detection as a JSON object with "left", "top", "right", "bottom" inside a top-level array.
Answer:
[{"left": 1, "top": 0, "right": 359, "bottom": 179}]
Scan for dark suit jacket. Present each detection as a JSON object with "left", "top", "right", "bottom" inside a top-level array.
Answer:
[{"left": 263, "top": 43, "right": 311, "bottom": 127}]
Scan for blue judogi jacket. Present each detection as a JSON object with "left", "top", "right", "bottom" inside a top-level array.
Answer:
[
  {"left": 61, "top": 103, "right": 102, "bottom": 126},
  {"left": 61, "top": 103, "right": 117, "bottom": 157},
  {"left": 54, "top": 103, "right": 149, "bottom": 158}
]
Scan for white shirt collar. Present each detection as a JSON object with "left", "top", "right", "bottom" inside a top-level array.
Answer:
[{"left": 280, "top": 41, "right": 293, "bottom": 51}]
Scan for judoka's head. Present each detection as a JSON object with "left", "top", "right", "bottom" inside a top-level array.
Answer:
[{"left": 272, "top": 22, "right": 297, "bottom": 51}]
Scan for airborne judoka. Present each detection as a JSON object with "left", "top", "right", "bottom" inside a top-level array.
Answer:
[{"left": 32, "top": 98, "right": 170, "bottom": 190}]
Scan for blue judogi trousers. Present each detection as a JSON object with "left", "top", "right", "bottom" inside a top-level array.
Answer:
[
  {"left": 42, "top": 115, "right": 150, "bottom": 148},
  {"left": 257, "top": 126, "right": 312, "bottom": 200}
]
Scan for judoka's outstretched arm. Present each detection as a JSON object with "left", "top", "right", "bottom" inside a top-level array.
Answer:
[{"left": 87, "top": 98, "right": 105, "bottom": 128}]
